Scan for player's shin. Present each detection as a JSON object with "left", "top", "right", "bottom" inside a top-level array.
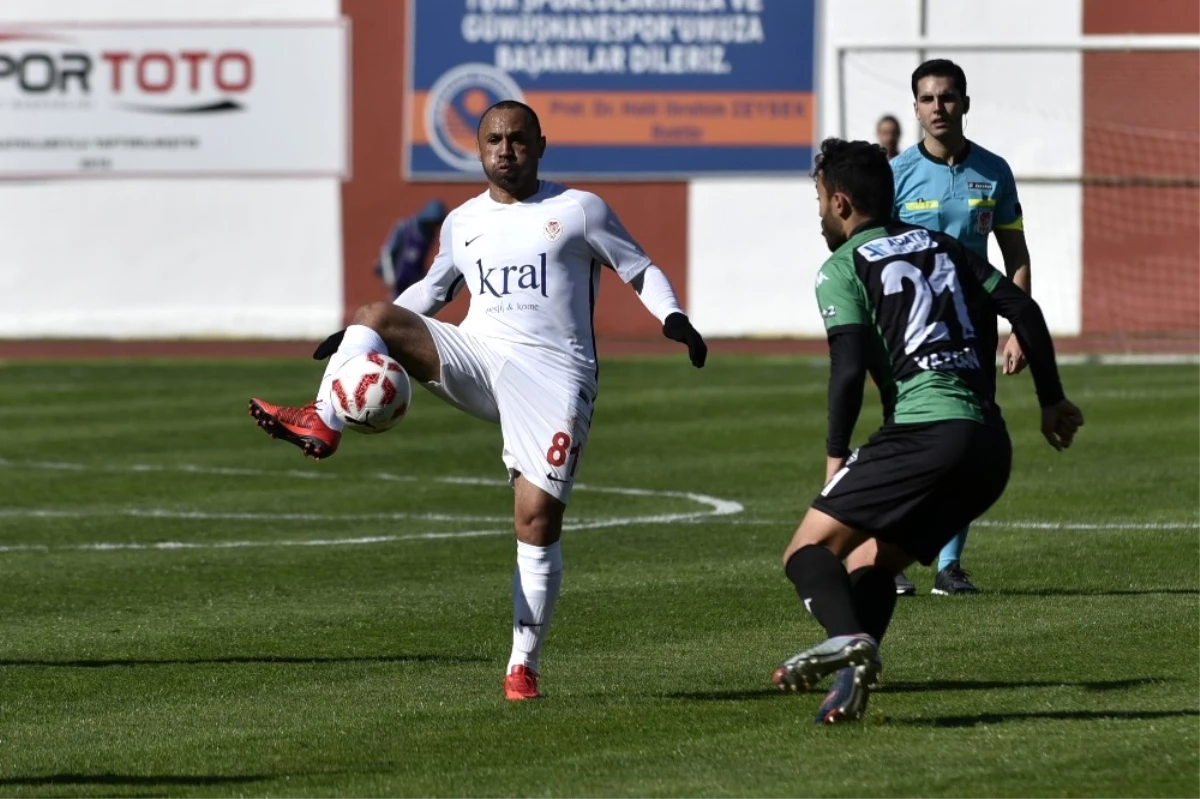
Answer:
[
  {"left": 508, "top": 541, "right": 563, "bottom": 674},
  {"left": 315, "top": 324, "right": 388, "bottom": 430},
  {"left": 847, "top": 566, "right": 898, "bottom": 644},
  {"left": 785, "top": 545, "right": 862, "bottom": 637}
]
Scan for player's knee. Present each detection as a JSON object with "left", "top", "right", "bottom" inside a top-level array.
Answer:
[
  {"left": 514, "top": 498, "right": 564, "bottom": 546},
  {"left": 351, "top": 301, "right": 396, "bottom": 331}
]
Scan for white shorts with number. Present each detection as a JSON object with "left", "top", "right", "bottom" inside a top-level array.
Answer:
[{"left": 418, "top": 316, "right": 596, "bottom": 504}]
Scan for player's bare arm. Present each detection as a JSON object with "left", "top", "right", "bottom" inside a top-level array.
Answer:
[{"left": 995, "top": 226, "right": 1032, "bottom": 375}]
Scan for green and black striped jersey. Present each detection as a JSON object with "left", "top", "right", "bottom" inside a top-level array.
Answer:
[{"left": 814, "top": 222, "right": 1006, "bottom": 425}]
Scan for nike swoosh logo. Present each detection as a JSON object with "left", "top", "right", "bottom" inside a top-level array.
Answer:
[
  {"left": 465, "top": 234, "right": 484, "bottom": 246},
  {"left": 518, "top": 620, "right": 543, "bottom": 628},
  {"left": 545, "top": 473, "right": 570, "bottom": 484}
]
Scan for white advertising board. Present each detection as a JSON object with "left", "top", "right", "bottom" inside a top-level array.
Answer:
[{"left": 0, "top": 21, "right": 348, "bottom": 177}]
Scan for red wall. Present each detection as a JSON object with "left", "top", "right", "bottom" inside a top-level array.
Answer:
[
  {"left": 1081, "top": 0, "right": 1199, "bottom": 335},
  {"left": 339, "top": 0, "right": 689, "bottom": 335}
]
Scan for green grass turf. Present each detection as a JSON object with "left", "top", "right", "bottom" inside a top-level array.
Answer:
[{"left": 0, "top": 357, "right": 1195, "bottom": 798}]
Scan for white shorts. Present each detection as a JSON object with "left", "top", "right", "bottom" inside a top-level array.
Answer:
[{"left": 418, "top": 316, "right": 596, "bottom": 504}]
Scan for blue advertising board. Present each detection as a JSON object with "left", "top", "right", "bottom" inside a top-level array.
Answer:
[{"left": 405, "top": 0, "right": 817, "bottom": 179}]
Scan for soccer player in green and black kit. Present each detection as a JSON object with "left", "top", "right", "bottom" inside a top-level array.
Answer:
[{"left": 771, "top": 139, "right": 1083, "bottom": 725}]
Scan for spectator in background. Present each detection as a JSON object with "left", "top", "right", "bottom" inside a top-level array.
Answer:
[
  {"left": 875, "top": 115, "right": 902, "bottom": 161},
  {"left": 375, "top": 198, "right": 448, "bottom": 301}
]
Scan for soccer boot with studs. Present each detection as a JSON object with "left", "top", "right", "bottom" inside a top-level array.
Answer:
[
  {"left": 814, "top": 664, "right": 878, "bottom": 725},
  {"left": 503, "top": 664, "right": 540, "bottom": 701},
  {"left": 772, "top": 633, "right": 879, "bottom": 692},
  {"left": 248, "top": 398, "right": 341, "bottom": 460},
  {"left": 932, "top": 562, "right": 980, "bottom": 595}
]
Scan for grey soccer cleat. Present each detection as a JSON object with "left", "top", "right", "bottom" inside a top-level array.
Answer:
[{"left": 772, "top": 633, "right": 879, "bottom": 692}]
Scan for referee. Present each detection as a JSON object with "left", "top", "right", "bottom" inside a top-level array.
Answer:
[{"left": 889, "top": 59, "right": 1033, "bottom": 596}]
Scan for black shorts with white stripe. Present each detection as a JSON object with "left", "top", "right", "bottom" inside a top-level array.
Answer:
[{"left": 812, "top": 418, "right": 1012, "bottom": 565}]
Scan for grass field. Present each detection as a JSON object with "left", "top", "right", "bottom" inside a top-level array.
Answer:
[{"left": 0, "top": 356, "right": 1196, "bottom": 798}]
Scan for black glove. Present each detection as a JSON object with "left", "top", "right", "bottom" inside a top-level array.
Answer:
[
  {"left": 662, "top": 312, "right": 707, "bottom": 368},
  {"left": 312, "top": 328, "right": 346, "bottom": 360}
]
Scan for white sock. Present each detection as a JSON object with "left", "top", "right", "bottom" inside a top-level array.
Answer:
[
  {"left": 508, "top": 541, "right": 563, "bottom": 674},
  {"left": 315, "top": 324, "right": 388, "bottom": 430}
]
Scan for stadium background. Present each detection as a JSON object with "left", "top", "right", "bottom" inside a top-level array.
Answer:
[{"left": 0, "top": 0, "right": 1195, "bottom": 352}]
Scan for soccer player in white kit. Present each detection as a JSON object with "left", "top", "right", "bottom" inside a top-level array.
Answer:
[{"left": 248, "top": 100, "right": 708, "bottom": 701}]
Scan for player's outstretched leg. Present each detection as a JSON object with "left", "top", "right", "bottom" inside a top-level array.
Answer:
[
  {"left": 504, "top": 476, "right": 566, "bottom": 701},
  {"left": 248, "top": 302, "right": 441, "bottom": 459}
]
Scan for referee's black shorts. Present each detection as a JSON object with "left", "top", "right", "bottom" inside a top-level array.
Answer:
[{"left": 811, "top": 418, "right": 1012, "bottom": 565}]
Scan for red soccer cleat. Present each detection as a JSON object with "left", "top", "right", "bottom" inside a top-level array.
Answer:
[
  {"left": 503, "top": 664, "right": 540, "bottom": 701},
  {"left": 248, "top": 398, "right": 341, "bottom": 460}
]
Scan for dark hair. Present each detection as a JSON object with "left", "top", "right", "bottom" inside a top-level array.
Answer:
[
  {"left": 877, "top": 114, "right": 901, "bottom": 132},
  {"left": 911, "top": 58, "right": 967, "bottom": 99},
  {"left": 477, "top": 100, "right": 542, "bottom": 138},
  {"left": 810, "top": 138, "right": 894, "bottom": 221}
]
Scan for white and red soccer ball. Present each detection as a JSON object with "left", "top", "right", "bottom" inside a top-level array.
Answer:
[{"left": 330, "top": 352, "right": 411, "bottom": 433}]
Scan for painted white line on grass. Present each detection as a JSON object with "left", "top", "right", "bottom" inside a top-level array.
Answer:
[
  {"left": 0, "top": 457, "right": 336, "bottom": 480},
  {"left": 0, "top": 458, "right": 745, "bottom": 554},
  {"left": 1055, "top": 354, "right": 1200, "bottom": 366},
  {"left": 973, "top": 520, "right": 1199, "bottom": 531},
  {"left": 693, "top": 518, "right": 1199, "bottom": 531},
  {"left": 0, "top": 528, "right": 510, "bottom": 554},
  {"left": 0, "top": 508, "right": 514, "bottom": 523}
]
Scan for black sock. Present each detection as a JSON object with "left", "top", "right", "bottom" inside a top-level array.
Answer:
[
  {"left": 847, "top": 566, "right": 898, "bottom": 644},
  {"left": 784, "top": 545, "right": 862, "bottom": 638}
]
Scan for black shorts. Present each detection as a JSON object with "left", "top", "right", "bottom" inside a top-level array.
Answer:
[{"left": 811, "top": 418, "right": 1012, "bottom": 565}]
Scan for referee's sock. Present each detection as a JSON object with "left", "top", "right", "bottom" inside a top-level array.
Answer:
[
  {"left": 937, "top": 526, "right": 970, "bottom": 571},
  {"left": 848, "top": 566, "right": 898, "bottom": 644},
  {"left": 785, "top": 545, "right": 861, "bottom": 638}
]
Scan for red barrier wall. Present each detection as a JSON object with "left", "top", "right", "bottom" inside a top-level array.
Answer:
[{"left": 339, "top": 0, "right": 689, "bottom": 335}]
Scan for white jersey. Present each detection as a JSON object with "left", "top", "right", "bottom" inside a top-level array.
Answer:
[{"left": 422, "top": 181, "right": 652, "bottom": 377}]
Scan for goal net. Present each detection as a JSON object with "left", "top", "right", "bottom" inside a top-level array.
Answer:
[{"left": 835, "top": 38, "right": 1199, "bottom": 354}]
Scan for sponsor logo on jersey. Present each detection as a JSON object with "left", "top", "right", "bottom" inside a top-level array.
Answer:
[
  {"left": 857, "top": 228, "right": 936, "bottom": 261},
  {"left": 543, "top": 218, "right": 563, "bottom": 242},
  {"left": 967, "top": 181, "right": 994, "bottom": 190},
  {"left": 916, "top": 347, "right": 982, "bottom": 372},
  {"left": 476, "top": 253, "right": 548, "bottom": 298}
]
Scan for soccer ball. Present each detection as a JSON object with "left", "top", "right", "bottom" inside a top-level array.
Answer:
[{"left": 329, "top": 352, "right": 411, "bottom": 434}]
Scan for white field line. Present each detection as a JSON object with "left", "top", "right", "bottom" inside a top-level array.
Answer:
[
  {"left": 689, "top": 518, "right": 1199, "bottom": 531},
  {"left": 0, "top": 458, "right": 744, "bottom": 554}
]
